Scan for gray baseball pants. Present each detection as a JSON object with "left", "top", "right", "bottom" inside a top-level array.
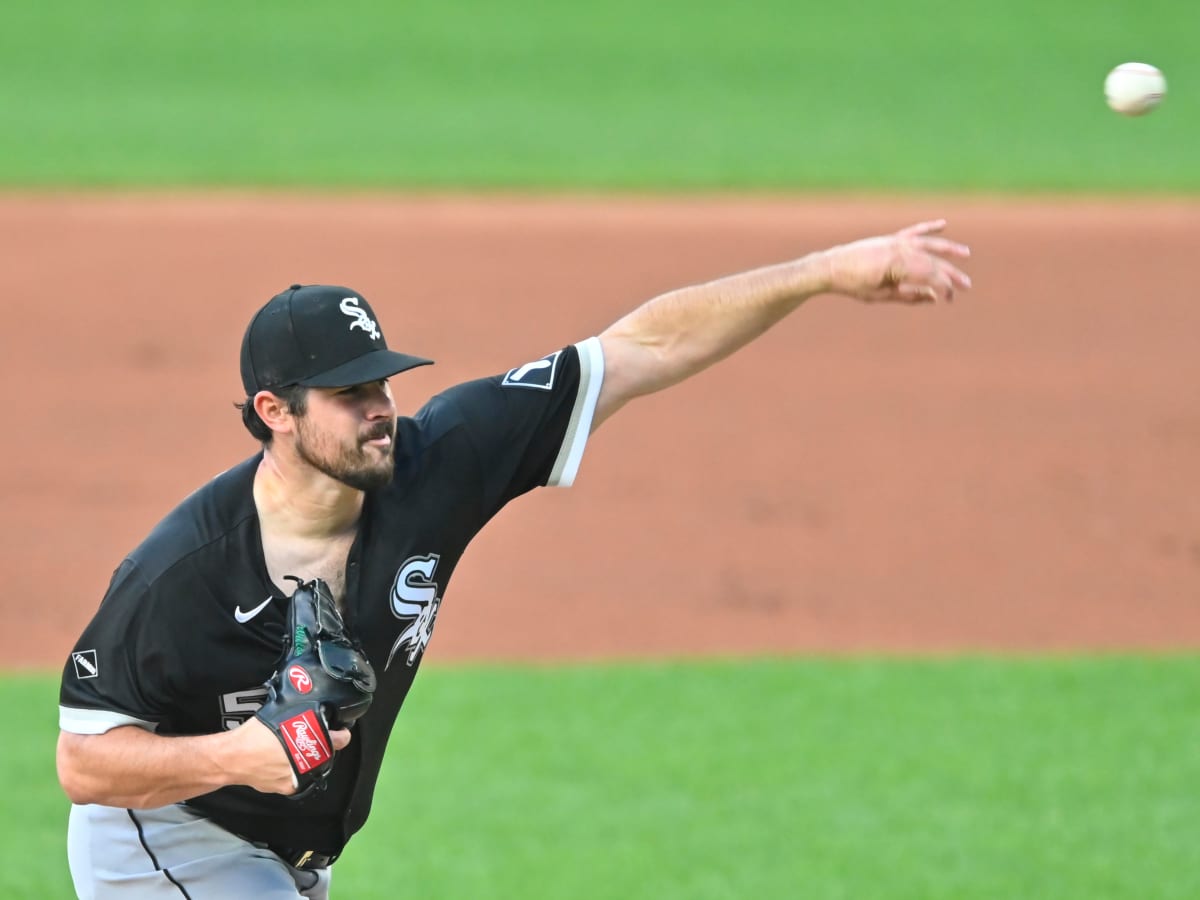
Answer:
[{"left": 68, "top": 802, "right": 332, "bottom": 899}]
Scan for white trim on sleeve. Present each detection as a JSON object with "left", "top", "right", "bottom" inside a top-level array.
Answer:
[
  {"left": 547, "top": 336, "right": 605, "bottom": 487},
  {"left": 59, "top": 706, "right": 159, "bottom": 735}
]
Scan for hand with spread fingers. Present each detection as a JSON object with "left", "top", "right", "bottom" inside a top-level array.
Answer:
[{"left": 822, "top": 219, "right": 972, "bottom": 305}]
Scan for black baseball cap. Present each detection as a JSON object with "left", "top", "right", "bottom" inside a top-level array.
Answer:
[{"left": 240, "top": 284, "right": 433, "bottom": 395}]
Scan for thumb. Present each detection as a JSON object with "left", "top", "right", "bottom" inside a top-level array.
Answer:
[{"left": 330, "top": 728, "right": 352, "bottom": 752}]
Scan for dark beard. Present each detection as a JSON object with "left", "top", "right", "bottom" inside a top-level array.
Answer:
[{"left": 296, "top": 422, "right": 396, "bottom": 491}]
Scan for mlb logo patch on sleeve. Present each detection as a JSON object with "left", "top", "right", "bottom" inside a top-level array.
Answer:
[
  {"left": 502, "top": 350, "right": 562, "bottom": 391},
  {"left": 72, "top": 649, "right": 99, "bottom": 679}
]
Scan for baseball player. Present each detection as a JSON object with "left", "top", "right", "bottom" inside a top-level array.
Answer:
[{"left": 57, "top": 220, "right": 971, "bottom": 898}]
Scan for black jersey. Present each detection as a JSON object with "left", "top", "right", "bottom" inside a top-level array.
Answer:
[{"left": 59, "top": 339, "right": 604, "bottom": 853}]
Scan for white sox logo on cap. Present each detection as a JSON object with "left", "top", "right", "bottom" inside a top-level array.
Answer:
[{"left": 340, "top": 297, "right": 381, "bottom": 341}]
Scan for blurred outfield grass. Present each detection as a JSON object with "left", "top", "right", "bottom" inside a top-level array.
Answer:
[
  {"left": 16, "top": 658, "right": 1200, "bottom": 899},
  {"left": 1, "top": 0, "right": 1195, "bottom": 190}
]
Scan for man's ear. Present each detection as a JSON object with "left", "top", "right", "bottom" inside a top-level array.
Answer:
[{"left": 253, "top": 391, "right": 295, "bottom": 436}]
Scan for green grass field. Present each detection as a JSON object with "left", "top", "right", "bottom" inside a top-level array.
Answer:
[
  {"left": 15, "top": 657, "right": 1200, "bottom": 899},
  {"left": 1, "top": 0, "right": 1196, "bottom": 190}
]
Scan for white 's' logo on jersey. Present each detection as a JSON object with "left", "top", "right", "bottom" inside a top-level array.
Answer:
[
  {"left": 387, "top": 554, "right": 443, "bottom": 670},
  {"left": 340, "top": 297, "right": 381, "bottom": 341},
  {"left": 72, "top": 650, "right": 99, "bottom": 679},
  {"left": 502, "top": 350, "right": 561, "bottom": 391}
]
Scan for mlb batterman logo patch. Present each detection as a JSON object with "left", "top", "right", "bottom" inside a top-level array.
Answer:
[
  {"left": 72, "top": 649, "right": 99, "bottom": 679},
  {"left": 502, "top": 349, "right": 562, "bottom": 391}
]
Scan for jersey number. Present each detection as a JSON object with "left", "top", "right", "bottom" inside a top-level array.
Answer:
[{"left": 219, "top": 687, "right": 269, "bottom": 731}]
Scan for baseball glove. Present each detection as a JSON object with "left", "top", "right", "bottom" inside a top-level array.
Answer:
[{"left": 255, "top": 576, "right": 377, "bottom": 797}]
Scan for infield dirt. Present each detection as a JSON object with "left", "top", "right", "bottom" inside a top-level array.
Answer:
[{"left": 4, "top": 195, "right": 1198, "bottom": 667}]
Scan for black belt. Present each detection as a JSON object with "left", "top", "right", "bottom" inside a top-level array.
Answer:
[
  {"left": 266, "top": 844, "right": 340, "bottom": 870},
  {"left": 226, "top": 823, "right": 341, "bottom": 871}
]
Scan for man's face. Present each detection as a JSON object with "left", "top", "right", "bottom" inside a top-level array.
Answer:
[{"left": 292, "top": 379, "right": 398, "bottom": 491}]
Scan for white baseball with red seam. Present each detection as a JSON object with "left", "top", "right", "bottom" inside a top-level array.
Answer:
[{"left": 1104, "top": 62, "right": 1166, "bottom": 116}]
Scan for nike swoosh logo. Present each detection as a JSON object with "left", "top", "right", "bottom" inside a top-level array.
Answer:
[{"left": 234, "top": 597, "right": 273, "bottom": 624}]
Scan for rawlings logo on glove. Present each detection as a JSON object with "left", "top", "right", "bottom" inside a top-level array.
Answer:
[
  {"left": 254, "top": 577, "right": 377, "bottom": 797},
  {"left": 280, "top": 710, "right": 333, "bottom": 774}
]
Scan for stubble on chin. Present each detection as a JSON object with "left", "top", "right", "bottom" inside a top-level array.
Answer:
[
  {"left": 295, "top": 426, "right": 396, "bottom": 492},
  {"left": 333, "top": 440, "right": 395, "bottom": 491},
  {"left": 353, "top": 444, "right": 396, "bottom": 491}
]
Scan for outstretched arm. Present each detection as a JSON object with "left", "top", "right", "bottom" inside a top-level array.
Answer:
[{"left": 593, "top": 219, "right": 972, "bottom": 428}]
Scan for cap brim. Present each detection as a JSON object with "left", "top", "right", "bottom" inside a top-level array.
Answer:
[{"left": 298, "top": 349, "right": 434, "bottom": 388}]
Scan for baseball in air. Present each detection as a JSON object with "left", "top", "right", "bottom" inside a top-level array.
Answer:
[{"left": 1104, "top": 62, "right": 1166, "bottom": 116}]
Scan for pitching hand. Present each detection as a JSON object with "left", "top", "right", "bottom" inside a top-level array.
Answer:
[{"left": 821, "top": 219, "right": 972, "bottom": 304}]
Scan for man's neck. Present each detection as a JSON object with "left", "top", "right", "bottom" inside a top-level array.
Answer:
[{"left": 253, "top": 449, "right": 363, "bottom": 539}]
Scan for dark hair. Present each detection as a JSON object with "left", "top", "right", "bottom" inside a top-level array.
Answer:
[{"left": 234, "top": 384, "right": 310, "bottom": 444}]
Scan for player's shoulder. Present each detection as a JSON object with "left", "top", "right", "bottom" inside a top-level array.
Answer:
[
  {"left": 126, "top": 454, "right": 260, "bottom": 586},
  {"left": 421, "top": 339, "right": 599, "bottom": 419},
  {"left": 498, "top": 338, "right": 602, "bottom": 394},
  {"left": 389, "top": 339, "right": 602, "bottom": 484}
]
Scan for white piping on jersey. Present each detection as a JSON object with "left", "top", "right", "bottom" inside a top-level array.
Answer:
[
  {"left": 548, "top": 336, "right": 604, "bottom": 488},
  {"left": 59, "top": 705, "right": 159, "bottom": 735}
]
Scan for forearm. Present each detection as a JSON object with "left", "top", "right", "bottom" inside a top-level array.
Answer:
[
  {"left": 600, "top": 250, "right": 832, "bottom": 397},
  {"left": 57, "top": 726, "right": 238, "bottom": 808},
  {"left": 591, "top": 219, "right": 969, "bottom": 427}
]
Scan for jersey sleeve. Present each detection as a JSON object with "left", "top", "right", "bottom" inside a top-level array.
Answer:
[
  {"left": 430, "top": 337, "right": 605, "bottom": 514},
  {"left": 58, "top": 558, "right": 177, "bottom": 735}
]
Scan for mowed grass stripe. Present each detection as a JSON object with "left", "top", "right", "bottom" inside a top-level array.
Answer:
[
  {"left": 11, "top": 657, "right": 1200, "bottom": 898},
  {"left": 0, "top": 0, "right": 1196, "bottom": 190}
]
